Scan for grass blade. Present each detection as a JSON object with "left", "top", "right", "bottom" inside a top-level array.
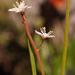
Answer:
[{"left": 28, "top": 40, "right": 37, "bottom": 75}]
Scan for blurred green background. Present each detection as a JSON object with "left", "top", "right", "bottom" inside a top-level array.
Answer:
[{"left": 0, "top": 0, "right": 75, "bottom": 75}]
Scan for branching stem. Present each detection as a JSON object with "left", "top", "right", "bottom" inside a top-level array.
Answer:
[{"left": 21, "top": 13, "right": 45, "bottom": 75}]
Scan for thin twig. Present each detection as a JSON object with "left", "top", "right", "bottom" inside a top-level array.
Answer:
[{"left": 20, "top": 13, "right": 45, "bottom": 75}]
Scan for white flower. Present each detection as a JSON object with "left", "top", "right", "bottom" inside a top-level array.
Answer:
[
  {"left": 35, "top": 27, "right": 55, "bottom": 39},
  {"left": 8, "top": 1, "right": 32, "bottom": 13}
]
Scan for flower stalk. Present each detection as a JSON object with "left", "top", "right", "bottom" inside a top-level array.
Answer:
[
  {"left": 60, "top": 0, "right": 69, "bottom": 75},
  {"left": 20, "top": 12, "right": 45, "bottom": 75},
  {"left": 8, "top": 0, "right": 45, "bottom": 75}
]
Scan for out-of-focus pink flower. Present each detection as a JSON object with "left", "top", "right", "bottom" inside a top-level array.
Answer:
[{"left": 49, "top": 0, "right": 65, "bottom": 13}]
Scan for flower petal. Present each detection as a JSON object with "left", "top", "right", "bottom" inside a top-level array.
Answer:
[
  {"left": 8, "top": 8, "right": 18, "bottom": 12},
  {"left": 35, "top": 30, "right": 42, "bottom": 36},
  {"left": 48, "top": 31, "right": 53, "bottom": 35},
  {"left": 47, "top": 35, "right": 55, "bottom": 38}
]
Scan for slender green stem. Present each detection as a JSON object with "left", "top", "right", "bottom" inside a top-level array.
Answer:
[
  {"left": 61, "top": 0, "right": 69, "bottom": 75},
  {"left": 28, "top": 40, "right": 37, "bottom": 75},
  {"left": 21, "top": 13, "right": 45, "bottom": 75}
]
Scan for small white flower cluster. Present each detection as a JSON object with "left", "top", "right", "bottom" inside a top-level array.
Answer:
[
  {"left": 8, "top": 0, "right": 32, "bottom": 13},
  {"left": 35, "top": 27, "right": 55, "bottom": 39},
  {"left": 8, "top": 1, "right": 55, "bottom": 39}
]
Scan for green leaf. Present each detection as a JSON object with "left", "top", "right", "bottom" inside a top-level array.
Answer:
[{"left": 28, "top": 40, "right": 37, "bottom": 75}]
